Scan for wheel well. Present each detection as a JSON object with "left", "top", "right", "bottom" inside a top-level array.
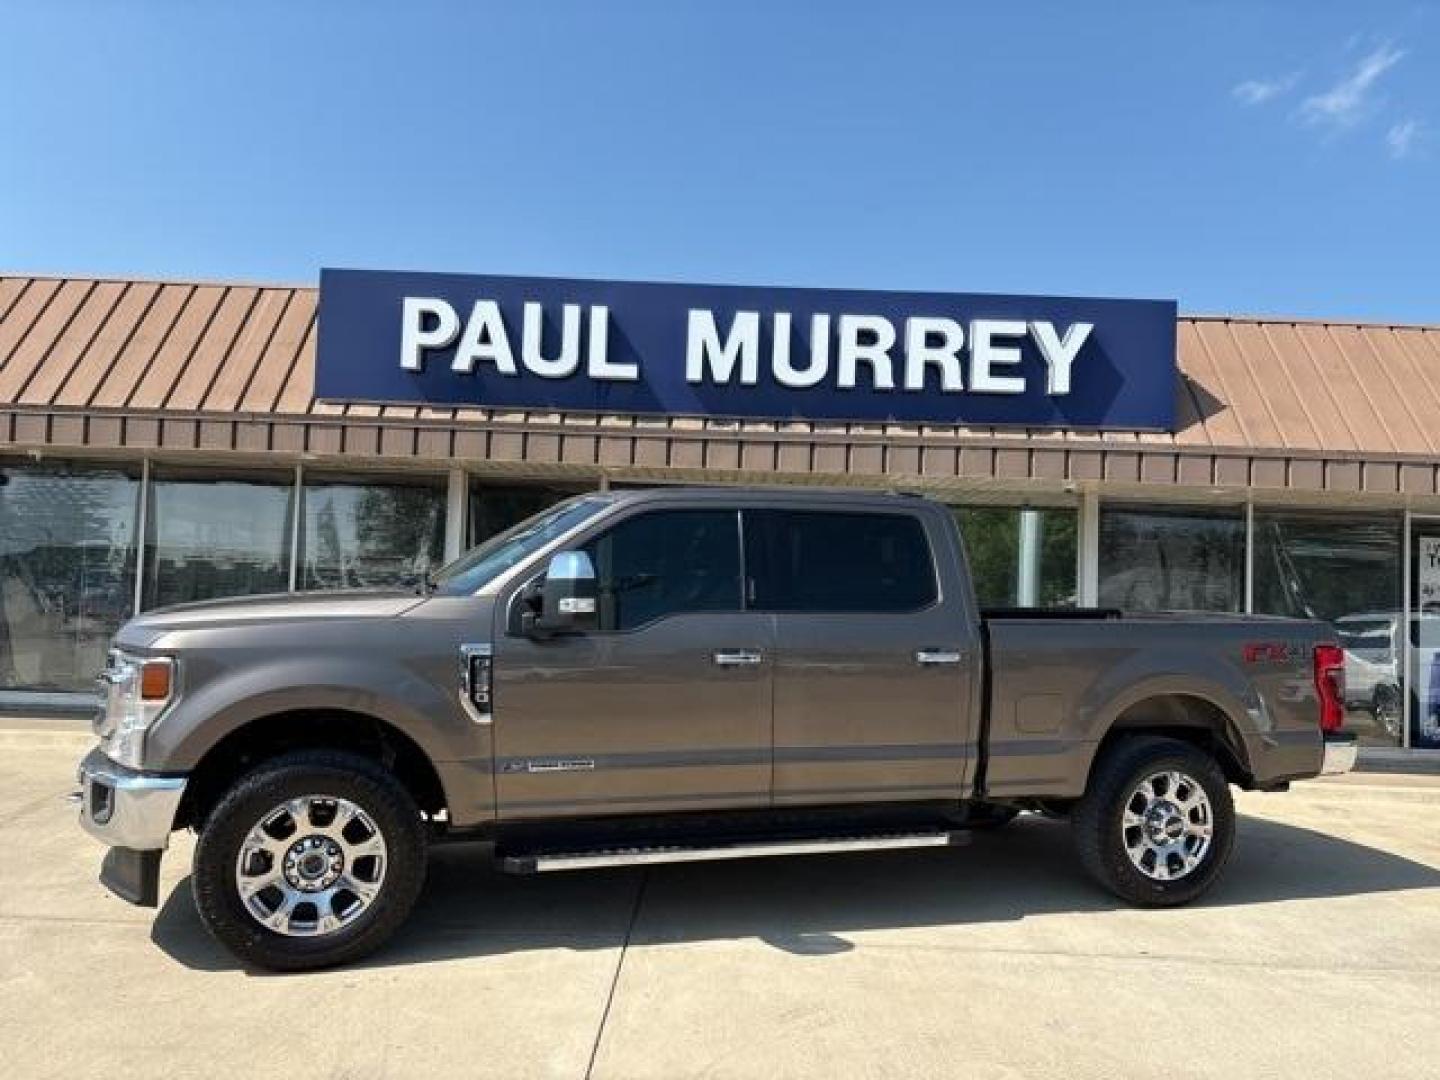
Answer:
[
  {"left": 1095, "top": 694, "right": 1253, "bottom": 788},
  {"left": 176, "top": 709, "right": 448, "bottom": 830}
]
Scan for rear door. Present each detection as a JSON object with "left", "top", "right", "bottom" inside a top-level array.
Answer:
[
  {"left": 491, "top": 506, "right": 773, "bottom": 819},
  {"left": 747, "top": 506, "right": 978, "bottom": 806}
]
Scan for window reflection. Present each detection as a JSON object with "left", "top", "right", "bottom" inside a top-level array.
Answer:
[
  {"left": 144, "top": 475, "right": 293, "bottom": 609},
  {"left": 954, "top": 506, "right": 1077, "bottom": 609},
  {"left": 301, "top": 479, "right": 445, "bottom": 590},
  {"left": 0, "top": 465, "right": 139, "bottom": 691},
  {"left": 1099, "top": 507, "right": 1244, "bottom": 612},
  {"left": 588, "top": 510, "right": 742, "bottom": 629},
  {"left": 469, "top": 482, "right": 588, "bottom": 546},
  {"left": 1254, "top": 512, "right": 1403, "bottom": 746}
]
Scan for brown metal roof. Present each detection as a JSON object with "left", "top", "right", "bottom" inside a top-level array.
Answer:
[{"left": 3, "top": 272, "right": 1439, "bottom": 498}]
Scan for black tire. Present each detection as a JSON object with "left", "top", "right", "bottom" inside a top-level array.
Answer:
[
  {"left": 1072, "top": 736, "right": 1234, "bottom": 907},
  {"left": 192, "top": 750, "right": 428, "bottom": 971}
]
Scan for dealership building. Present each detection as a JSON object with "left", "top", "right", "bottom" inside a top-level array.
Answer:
[{"left": 2, "top": 268, "right": 1439, "bottom": 754}]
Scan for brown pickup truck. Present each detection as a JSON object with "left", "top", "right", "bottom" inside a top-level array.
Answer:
[{"left": 78, "top": 487, "right": 1355, "bottom": 970}]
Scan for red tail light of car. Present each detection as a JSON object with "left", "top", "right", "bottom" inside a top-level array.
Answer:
[{"left": 1313, "top": 644, "right": 1345, "bottom": 734}]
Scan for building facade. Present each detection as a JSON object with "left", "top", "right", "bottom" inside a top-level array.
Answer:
[{"left": 2, "top": 271, "right": 1439, "bottom": 754}]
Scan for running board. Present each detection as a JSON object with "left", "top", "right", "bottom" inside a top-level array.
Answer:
[{"left": 500, "top": 831, "right": 968, "bottom": 874}]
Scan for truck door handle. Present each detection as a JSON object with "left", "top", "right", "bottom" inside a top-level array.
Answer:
[
  {"left": 915, "top": 649, "right": 964, "bottom": 666},
  {"left": 713, "top": 649, "right": 763, "bottom": 668}
]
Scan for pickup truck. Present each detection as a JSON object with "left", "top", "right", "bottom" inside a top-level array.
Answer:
[{"left": 77, "top": 486, "right": 1356, "bottom": 970}]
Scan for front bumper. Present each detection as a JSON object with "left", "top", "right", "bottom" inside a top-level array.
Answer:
[
  {"left": 77, "top": 749, "right": 188, "bottom": 908},
  {"left": 1321, "top": 734, "right": 1359, "bottom": 776},
  {"left": 77, "top": 747, "right": 187, "bottom": 852}
]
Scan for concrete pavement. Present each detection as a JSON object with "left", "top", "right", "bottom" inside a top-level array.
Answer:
[{"left": 2, "top": 724, "right": 1439, "bottom": 1079}]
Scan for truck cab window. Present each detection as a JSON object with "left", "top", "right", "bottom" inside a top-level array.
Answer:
[
  {"left": 583, "top": 510, "right": 742, "bottom": 631},
  {"left": 746, "top": 510, "right": 936, "bottom": 612}
]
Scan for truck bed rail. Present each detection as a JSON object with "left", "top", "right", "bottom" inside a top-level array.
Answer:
[{"left": 981, "top": 607, "right": 1124, "bottom": 621}]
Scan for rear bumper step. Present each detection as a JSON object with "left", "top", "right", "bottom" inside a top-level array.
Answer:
[{"left": 500, "top": 830, "right": 968, "bottom": 874}]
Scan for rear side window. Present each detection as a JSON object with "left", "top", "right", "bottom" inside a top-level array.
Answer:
[
  {"left": 582, "top": 510, "right": 742, "bottom": 631},
  {"left": 746, "top": 510, "right": 937, "bottom": 613}
]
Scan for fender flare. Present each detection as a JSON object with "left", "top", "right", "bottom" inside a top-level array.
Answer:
[
  {"left": 151, "top": 656, "right": 465, "bottom": 777},
  {"left": 1079, "top": 661, "right": 1264, "bottom": 785}
]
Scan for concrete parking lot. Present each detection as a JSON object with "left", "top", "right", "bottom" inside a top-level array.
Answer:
[{"left": 3, "top": 721, "right": 1439, "bottom": 1080}]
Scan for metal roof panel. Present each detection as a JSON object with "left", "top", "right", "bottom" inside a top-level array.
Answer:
[{"left": 2, "top": 274, "right": 1437, "bottom": 477}]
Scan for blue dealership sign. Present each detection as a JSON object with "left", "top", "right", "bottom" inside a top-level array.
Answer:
[{"left": 316, "top": 268, "right": 1177, "bottom": 430}]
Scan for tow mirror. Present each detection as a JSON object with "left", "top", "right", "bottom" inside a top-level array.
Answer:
[{"left": 523, "top": 550, "right": 598, "bottom": 638}]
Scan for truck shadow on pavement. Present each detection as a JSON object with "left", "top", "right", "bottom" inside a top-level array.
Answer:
[{"left": 151, "top": 812, "right": 1440, "bottom": 974}]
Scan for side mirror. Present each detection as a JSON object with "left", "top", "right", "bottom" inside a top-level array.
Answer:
[{"left": 522, "top": 550, "right": 598, "bottom": 638}]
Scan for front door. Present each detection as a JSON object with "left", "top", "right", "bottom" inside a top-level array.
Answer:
[
  {"left": 491, "top": 507, "right": 773, "bottom": 819},
  {"left": 746, "top": 507, "right": 977, "bottom": 806}
]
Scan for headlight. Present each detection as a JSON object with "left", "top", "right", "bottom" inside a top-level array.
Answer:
[{"left": 96, "top": 651, "right": 176, "bottom": 769}]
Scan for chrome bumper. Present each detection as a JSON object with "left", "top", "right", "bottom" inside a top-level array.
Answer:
[
  {"left": 1321, "top": 735, "right": 1359, "bottom": 776},
  {"left": 77, "top": 747, "right": 187, "bottom": 851}
]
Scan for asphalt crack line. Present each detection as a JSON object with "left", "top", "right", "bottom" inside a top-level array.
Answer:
[
  {"left": 0, "top": 792, "right": 77, "bottom": 824},
  {"left": 584, "top": 869, "right": 649, "bottom": 1080},
  {"left": 0, "top": 913, "right": 154, "bottom": 928},
  {"left": 848, "top": 939, "right": 1440, "bottom": 975}
]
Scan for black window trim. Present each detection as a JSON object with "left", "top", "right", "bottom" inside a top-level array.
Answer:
[{"left": 502, "top": 500, "right": 947, "bottom": 635}]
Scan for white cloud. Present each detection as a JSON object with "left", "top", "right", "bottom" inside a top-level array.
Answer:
[
  {"left": 1300, "top": 44, "right": 1405, "bottom": 128},
  {"left": 1232, "top": 73, "right": 1299, "bottom": 106},
  {"left": 1387, "top": 118, "right": 1422, "bottom": 159}
]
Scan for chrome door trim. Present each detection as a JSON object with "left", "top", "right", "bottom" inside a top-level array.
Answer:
[
  {"left": 713, "top": 649, "right": 764, "bottom": 667},
  {"left": 915, "top": 649, "right": 964, "bottom": 666}
]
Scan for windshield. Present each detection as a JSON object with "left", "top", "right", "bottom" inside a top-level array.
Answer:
[{"left": 431, "top": 496, "right": 610, "bottom": 596}]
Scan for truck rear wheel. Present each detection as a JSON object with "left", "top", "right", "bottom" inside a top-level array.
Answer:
[
  {"left": 192, "top": 750, "right": 428, "bottom": 971},
  {"left": 1072, "top": 736, "right": 1234, "bottom": 906}
]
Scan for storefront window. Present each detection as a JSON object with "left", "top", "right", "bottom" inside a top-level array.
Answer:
[
  {"left": 300, "top": 477, "right": 445, "bottom": 590},
  {"left": 1099, "top": 506, "right": 1244, "bottom": 612},
  {"left": 953, "top": 506, "right": 1077, "bottom": 608},
  {"left": 469, "top": 481, "right": 588, "bottom": 546},
  {"left": 0, "top": 464, "right": 140, "bottom": 692},
  {"left": 1254, "top": 511, "right": 1403, "bottom": 746},
  {"left": 143, "top": 472, "right": 294, "bottom": 609},
  {"left": 1409, "top": 523, "right": 1440, "bottom": 750}
]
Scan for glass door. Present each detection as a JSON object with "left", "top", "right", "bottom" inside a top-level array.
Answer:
[
  {"left": 0, "top": 464, "right": 141, "bottom": 695},
  {"left": 1409, "top": 518, "right": 1440, "bottom": 750},
  {"left": 1254, "top": 510, "right": 1403, "bottom": 747}
]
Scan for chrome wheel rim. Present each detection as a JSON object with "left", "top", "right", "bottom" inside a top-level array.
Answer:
[
  {"left": 1121, "top": 770, "right": 1213, "bottom": 882},
  {"left": 235, "top": 795, "right": 387, "bottom": 937}
]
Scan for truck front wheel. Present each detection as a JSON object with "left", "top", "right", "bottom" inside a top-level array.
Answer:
[
  {"left": 192, "top": 750, "right": 428, "bottom": 971},
  {"left": 1072, "top": 736, "right": 1235, "bottom": 906}
]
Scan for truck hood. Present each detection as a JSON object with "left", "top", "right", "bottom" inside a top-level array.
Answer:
[{"left": 116, "top": 589, "right": 427, "bottom": 648}]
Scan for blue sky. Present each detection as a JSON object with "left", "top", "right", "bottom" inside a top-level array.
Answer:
[{"left": 2, "top": 2, "right": 1436, "bottom": 322}]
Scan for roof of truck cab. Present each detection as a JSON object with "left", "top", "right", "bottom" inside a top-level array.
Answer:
[{"left": 604, "top": 486, "right": 937, "bottom": 507}]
